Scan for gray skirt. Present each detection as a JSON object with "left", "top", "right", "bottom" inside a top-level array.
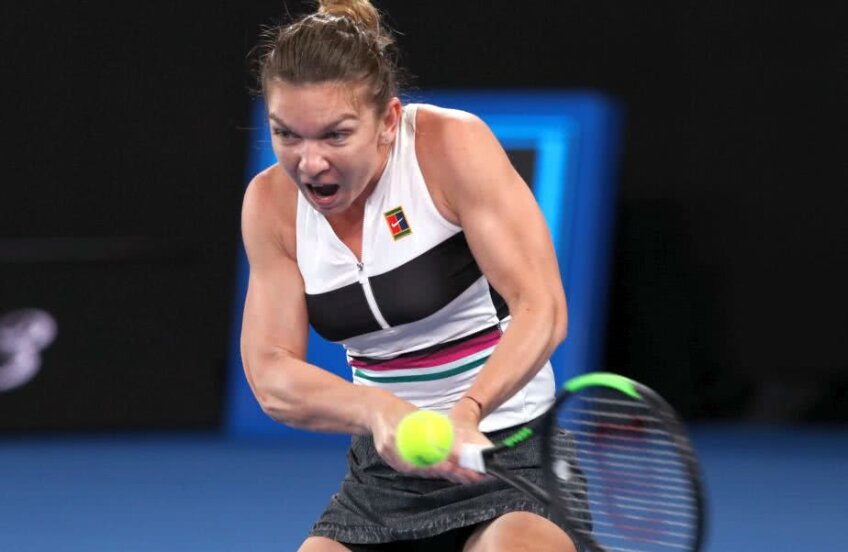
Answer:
[{"left": 309, "top": 421, "right": 588, "bottom": 547}]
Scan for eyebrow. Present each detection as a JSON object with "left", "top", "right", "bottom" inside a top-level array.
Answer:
[{"left": 267, "top": 113, "right": 358, "bottom": 133}]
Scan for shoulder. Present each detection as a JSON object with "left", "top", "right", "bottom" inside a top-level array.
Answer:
[
  {"left": 241, "top": 163, "right": 298, "bottom": 260},
  {"left": 413, "top": 104, "right": 490, "bottom": 152},
  {"left": 413, "top": 104, "right": 516, "bottom": 221},
  {"left": 414, "top": 104, "right": 507, "bottom": 177}
]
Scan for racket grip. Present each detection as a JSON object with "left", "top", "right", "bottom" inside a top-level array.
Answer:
[{"left": 458, "top": 444, "right": 489, "bottom": 473}]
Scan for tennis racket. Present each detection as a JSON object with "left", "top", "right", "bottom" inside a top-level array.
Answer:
[{"left": 459, "top": 372, "right": 706, "bottom": 552}]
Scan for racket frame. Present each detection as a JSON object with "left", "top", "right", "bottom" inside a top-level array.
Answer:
[{"left": 463, "top": 372, "right": 707, "bottom": 552}]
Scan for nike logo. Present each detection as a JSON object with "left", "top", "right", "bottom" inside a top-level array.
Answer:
[{"left": 384, "top": 206, "right": 411, "bottom": 239}]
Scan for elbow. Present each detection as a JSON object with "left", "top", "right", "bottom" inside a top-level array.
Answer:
[
  {"left": 550, "top": 295, "right": 568, "bottom": 348},
  {"left": 255, "top": 379, "right": 307, "bottom": 428},
  {"left": 254, "top": 383, "right": 290, "bottom": 422},
  {"left": 513, "top": 291, "right": 568, "bottom": 351},
  {"left": 248, "top": 354, "right": 307, "bottom": 428}
]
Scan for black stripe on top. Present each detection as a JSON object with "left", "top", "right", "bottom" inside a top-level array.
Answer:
[
  {"left": 304, "top": 232, "right": 510, "bottom": 343},
  {"left": 305, "top": 283, "right": 382, "bottom": 342},
  {"left": 370, "top": 232, "right": 483, "bottom": 327}
]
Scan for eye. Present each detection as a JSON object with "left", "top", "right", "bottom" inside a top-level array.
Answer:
[
  {"left": 272, "top": 127, "right": 298, "bottom": 141},
  {"left": 325, "top": 130, "right": 351, "bottom": 143}
]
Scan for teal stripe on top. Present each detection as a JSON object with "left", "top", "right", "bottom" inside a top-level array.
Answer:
[{"left": 353, "top": 356, "right": 489, "bottom": 383}]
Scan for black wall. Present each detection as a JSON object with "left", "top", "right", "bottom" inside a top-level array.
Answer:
[
  {"left": 2, "top": 1, "right": 844, "bottom": 428},
  {"left": 1, "top": 3, "right": 250, "bottom": 430}
]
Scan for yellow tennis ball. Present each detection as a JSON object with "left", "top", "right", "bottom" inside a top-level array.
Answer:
[{"left": 395, "top": 410, "right": 454, "bottom": 467}]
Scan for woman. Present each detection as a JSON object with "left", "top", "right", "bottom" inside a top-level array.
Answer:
[{"left": 240, "top": 1, "right": 579, "bottom": 550}]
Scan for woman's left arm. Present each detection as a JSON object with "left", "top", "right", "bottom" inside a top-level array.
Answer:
[{"left": 418, "top": 108, "right": 568, "bottom": 428}]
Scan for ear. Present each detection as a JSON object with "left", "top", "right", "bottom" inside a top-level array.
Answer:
[{"left": 379, "top": 97, "right": 403, "bottom": 144}]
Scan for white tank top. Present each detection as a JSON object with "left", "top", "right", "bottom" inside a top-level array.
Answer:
[{"left": 296, "top": 104, "right": 554, "bottom": 431}]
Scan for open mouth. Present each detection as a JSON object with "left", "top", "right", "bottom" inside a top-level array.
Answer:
[{"left": 306, "top": 183, "right": 340, "bottom": 202}]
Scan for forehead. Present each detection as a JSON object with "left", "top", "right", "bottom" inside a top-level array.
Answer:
[{"left": 265, "top": 81, "right": 372, "bottom": 127}]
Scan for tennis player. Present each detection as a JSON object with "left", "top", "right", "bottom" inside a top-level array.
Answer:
[{"left": 240, "top": 1, "right": 584, "bottom": 550}]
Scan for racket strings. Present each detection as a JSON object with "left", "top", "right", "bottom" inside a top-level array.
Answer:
[
  {"left": 577, "top": 455, "right": 694, "bottom": 480},
  {"left": 550, "top": 391, "right": 699, "bottom": 551}
]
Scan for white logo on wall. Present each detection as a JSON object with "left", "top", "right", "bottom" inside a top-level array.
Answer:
[{"left": 0, "top": 309, "right": 58, "bottom": 392}]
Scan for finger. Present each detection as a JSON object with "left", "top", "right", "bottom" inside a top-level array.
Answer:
[
  {"left": 433, "top": 460, "right": 489, "bottom": 484},
  {"left": 381, "top": 449, "right": 418, "bottom": 474}
]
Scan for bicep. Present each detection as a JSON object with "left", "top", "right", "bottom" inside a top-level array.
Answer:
[
  {"left": 462, "top": 179, "right": 561, "bottom": 307},
  {"left": 241, "top": 254, "right": 309, "bottom": 364},
  {"left": 239, "top": 178, "right": 308, "bottom": 375}
]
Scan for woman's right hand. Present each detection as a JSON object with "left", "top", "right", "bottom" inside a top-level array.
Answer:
[
  {"left": 365, "top": 389, "right": 489, "bottom": 484},
  {"left": 366, "top": 388, "right": 421, "bottom": 474}
]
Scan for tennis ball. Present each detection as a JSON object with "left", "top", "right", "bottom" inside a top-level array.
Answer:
[{"left": 395, "top": 410, "right": 454, "bottom": 467}]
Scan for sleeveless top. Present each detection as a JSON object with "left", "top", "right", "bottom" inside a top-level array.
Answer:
[{"left": 295, "top": 104, "right": 554, "bottom": 431}]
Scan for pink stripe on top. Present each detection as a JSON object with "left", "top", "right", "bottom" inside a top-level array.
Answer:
[{"left": 348, "top": 328, "right": 501, "bottom": 371}]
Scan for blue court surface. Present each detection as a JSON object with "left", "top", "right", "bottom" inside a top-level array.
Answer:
[{"left": 1, "top": 425, "right": 846, "bottom": 551}]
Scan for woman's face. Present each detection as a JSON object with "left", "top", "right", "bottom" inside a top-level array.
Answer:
[{"left": 265, "top": 80, "right": 399, "bottom": 217}]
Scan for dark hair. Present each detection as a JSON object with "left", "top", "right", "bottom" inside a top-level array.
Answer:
[{"left": 256, "top": 0, "right": 404, "bottom": 113}]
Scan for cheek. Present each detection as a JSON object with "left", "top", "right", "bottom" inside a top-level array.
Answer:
[
  {"left": 273, "top": 145, "right": 293, "bottom": 164},
  {"left": 273, "top": 147, "right": 300, "bottom": 174},
  {"left": 271, "top": 148, "right": 299, "bottom": 181},
  {"left": 331, "top": 151, "right": 363, "bottom": 176},
  {"left": 348, "top": 141, "right": 380, "bottom": 175}
]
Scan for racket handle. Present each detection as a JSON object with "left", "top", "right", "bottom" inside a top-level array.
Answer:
[{"left": 458, "top": 443, "right": 489, "bottom": 473}]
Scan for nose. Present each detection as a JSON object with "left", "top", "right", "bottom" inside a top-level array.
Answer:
[{"left": 297, "top": 140, "right": 330, "bottom": 180}]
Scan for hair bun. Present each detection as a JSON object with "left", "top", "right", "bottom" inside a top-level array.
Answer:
[{"left": 318, "top": 0, "right": 381, "bottom": 34}]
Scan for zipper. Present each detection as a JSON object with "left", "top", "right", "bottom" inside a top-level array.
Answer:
[
  {"left": 351, "top": 193, "right": 389, "bottom": 329},
  {"left": 357, "top": 261, "right": 391, "bottom": 329}
]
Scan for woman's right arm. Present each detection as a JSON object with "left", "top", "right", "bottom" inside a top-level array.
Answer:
[{"left": 239, "top": 169, "right": 411, "bottom": 435}]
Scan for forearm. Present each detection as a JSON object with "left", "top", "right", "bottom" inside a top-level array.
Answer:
[
  {"left": 245, "top": 349, "right": 398, "bottom": 434},
  {"left": 459, "top": 299, "right": 566, "bottom": 419}
]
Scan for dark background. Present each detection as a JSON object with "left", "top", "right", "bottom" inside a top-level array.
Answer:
[{"left": 1, "top": 1, "right": 844, "bottom": 430}]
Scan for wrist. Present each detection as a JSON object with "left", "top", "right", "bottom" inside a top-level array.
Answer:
[
  {"left": 462, "top": 395, "right": 484, "bottom": 415},
  {"left": 361, "top": 387, "right": 396, "bottom": 433},
  {"left": 453, "top": 394, "right": 484, "bottom": 424},
  {"left": 362, "top": 387, "right": 416, "bottom": 434}
]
